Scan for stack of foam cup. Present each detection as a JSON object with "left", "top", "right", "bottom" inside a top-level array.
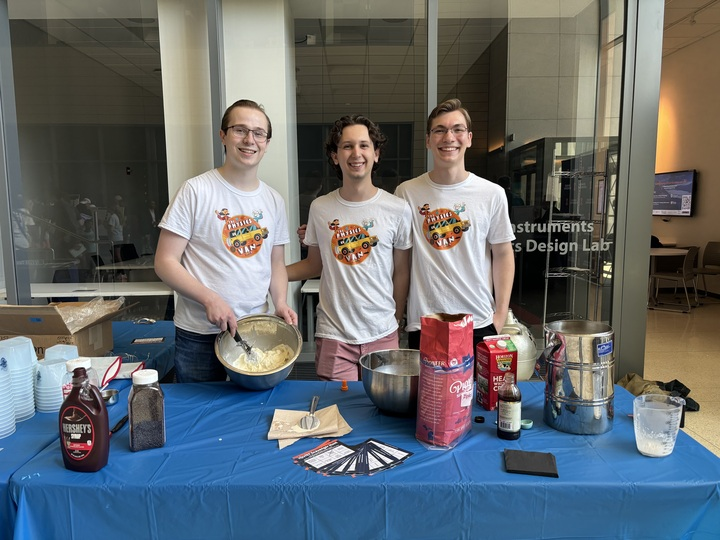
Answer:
[
  {"left": 0, "top": 357, "right": 16, "bottom": 438},
  {"left": 0, "top": 336, "right": 37, "bottom": 423},
  {"left": 35, "top": 344, "right": 80, "bottom": 412}
]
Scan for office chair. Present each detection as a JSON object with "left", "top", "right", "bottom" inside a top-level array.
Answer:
[
  {"left": 116, "top": 243, "right": 140, "bottom": 262},
  {"left": 649, "top": 246, "right": 699, "bottom": 312},
  {"left": 694, "top": 241, "right": 720, "bottom": 297}
]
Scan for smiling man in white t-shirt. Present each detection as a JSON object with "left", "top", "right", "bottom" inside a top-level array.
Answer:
[
  {"left": 287, "top": 115, "right": 412, "bottom": 381},
  {"left": 395, "top": 98, "right": 516, "bottom": 351},
  {"left": 156, "top": 99, "right": 297, "bottom": 383}
]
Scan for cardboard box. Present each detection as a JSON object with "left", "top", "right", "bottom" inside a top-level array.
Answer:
[
  {"left": 0, "top": 302, "right": 129, "bottom": 359},
  {"left": 476, "top": 334, "right": 518, "bottom": 411}
]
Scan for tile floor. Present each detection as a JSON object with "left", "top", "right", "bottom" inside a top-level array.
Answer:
[{"left": 644, "top": 298, "right": 720, "bottom": 457}]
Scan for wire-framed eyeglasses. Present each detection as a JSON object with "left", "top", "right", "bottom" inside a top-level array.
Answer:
[
  {"left": 227, "top": 125, "right": 269, "bottom": 142},
  {"left": 429, "top": 126, "right": 468, "bottom": 137}
]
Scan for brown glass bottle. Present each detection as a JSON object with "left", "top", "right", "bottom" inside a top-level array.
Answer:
[
  {"left": 59, "top": 367, "right": 110, "bottom": 472},
  {"left": 497, "top": 372, "right": 522, "bottom": 440}
]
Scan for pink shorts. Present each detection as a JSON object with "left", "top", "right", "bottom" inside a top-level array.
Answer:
[{"left": 315, "top": 332, "right": 400, "bottom": 382}]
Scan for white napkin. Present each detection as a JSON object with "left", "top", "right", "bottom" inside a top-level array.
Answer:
[
  {"left": 268, "top": 404, "right": 352, "bottom": 449},
  {"left": 87, "top": 356, "right": 145, "bottom": 387},
  {"left": 88, "top": 356, "right": 121, "bottom": 387},
  {"left": 117, "top": 361, "right": 145, "bottom": 379}
]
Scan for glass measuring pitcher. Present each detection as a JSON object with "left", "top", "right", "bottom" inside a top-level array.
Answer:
[{"left": 633, "top": 394, "right": 686, "bottom": 457}]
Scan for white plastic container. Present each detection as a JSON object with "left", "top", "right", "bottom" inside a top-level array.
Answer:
[
  {"left": 501, "top": 309, "right": 537, "bottom": 381},
  {"left": 128, "top": 369, "right": 165, "bottom": 451}
]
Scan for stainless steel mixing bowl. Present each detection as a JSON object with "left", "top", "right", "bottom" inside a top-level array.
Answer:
[
  {"left": 359, "top": 349, "right": 420, "bottom": 416},
  {"left": 215, "top": 314, "right": 302, "bottom": 391}
]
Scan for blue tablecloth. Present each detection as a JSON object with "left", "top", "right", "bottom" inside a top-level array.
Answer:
[
  {"left": 0, "top": 320, "right": 175, "bottom": 539},
  {"left": 0, "top": 412, "right": 57, "bottom": 540},
  {"left": 109, "top": 320, "right": 176, "bottom": 380},
  {"left": 8, "top": 381, "right": 720, "bottom": 540}
]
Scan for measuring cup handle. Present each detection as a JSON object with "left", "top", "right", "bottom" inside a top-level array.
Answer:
[{"left": 309, "top": 395, "right": 319, "bottom": 415}]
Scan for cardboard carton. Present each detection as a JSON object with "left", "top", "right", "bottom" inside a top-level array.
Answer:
[
  {"left": 0, "top": 302, "right": 130, "bottom": 359},
  {"left": 476, "top": 334, "right": 518, "bottom": 411}
]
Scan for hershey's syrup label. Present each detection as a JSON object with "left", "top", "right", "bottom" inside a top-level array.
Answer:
[{"left": 61, "top": 406, "right": 96, "bottom": 460}]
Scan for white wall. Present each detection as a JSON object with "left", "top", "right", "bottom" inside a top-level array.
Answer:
[
  {"left": 505, "top": 5, "right": 601, "bottom": 151},
  {"left": 221, "top": 0, "right": 301, "bottom": 307},
  {"left": 654, "top": 31, "right": 720, "bottom": 293},
  {"left": 158, "top": 0, "right": 214, "bottom": 198}
]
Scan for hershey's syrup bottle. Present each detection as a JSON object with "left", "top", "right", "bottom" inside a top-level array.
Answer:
[
  {"left": 497, "top": 372, "right": 521, "bottom": 440},
  {"left": 59, "top": 367, "right": 110, "bottom": 472}
]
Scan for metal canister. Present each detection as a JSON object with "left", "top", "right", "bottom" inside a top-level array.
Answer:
[{"left": 540, "top": 320, "right": 614, "bottom": 435}]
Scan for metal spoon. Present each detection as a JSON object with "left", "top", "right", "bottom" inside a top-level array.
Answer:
[{"left": 300, "top": 395, "right": 320, "bottom": 430}]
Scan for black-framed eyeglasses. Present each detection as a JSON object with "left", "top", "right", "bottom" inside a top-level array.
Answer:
[
  {"left": 429, "top": 126, "right": 468, "bottom": 137},
  {"left": 227, "top": 125, "right": 269, "bottom": 142}
]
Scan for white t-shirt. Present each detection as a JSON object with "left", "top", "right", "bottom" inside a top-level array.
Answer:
[
  {"left": 304, "top": 189, "right": 412, "bottom": 344},
  {"left": 395, "top": 172, "right": 515, "bottom": 331},
  {"left": 107, "top": 213, "right": 123, "bottom": 242},
  {"left": 159, "top": 169, "right": 290, "bottom": 334},
  {"left": 12, "top": 210, "right": 32, "bottom": 249}
]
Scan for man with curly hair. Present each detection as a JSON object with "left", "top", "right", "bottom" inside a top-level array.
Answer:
[{"left": 288, "top": 115, "right": 412, "bottom": 381}]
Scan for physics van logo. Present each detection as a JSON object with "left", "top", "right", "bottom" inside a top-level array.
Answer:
[
  {"left": 329, "top": 218, "right": 378, "bottom": 266},
  {"left": 418, "top": 203, "right": 471, "bottom": 250},
  {"left": 217, "top": 208, "right": 268, "bottom": 258}
]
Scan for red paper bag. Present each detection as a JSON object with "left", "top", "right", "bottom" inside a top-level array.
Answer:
[{"left": 416, "top": 313, "right": 474, "bottom": 449}]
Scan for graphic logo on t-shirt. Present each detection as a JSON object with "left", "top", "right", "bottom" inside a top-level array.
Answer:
[
  {"left": 418, "top": 202, "right": 471, "bottom": 250},
  {"left": 216, "top": 208, "right": 268, "bottom": 258},
  {"left": 329, "top": 218, "right": 378, "bottom": 266}
]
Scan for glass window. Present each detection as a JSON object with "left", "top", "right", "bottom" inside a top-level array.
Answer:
[
  {"left": 293, "top": 0, "right": 428, "bottom": 218},
  {"left": 291, "top": 1, "right": 622, "bottom": 329},
  {"left": 1, "top": 0, "right": 626, "bottom": 333},
  {"left": 5, "top": 1, "right": 167, "bottom": 312}
]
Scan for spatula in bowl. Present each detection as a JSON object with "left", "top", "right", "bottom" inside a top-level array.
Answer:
[{"left": 233, "top": 331, "right": 259, "bottom": 363}]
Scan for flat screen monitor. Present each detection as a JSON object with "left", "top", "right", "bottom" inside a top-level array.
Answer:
[{"left": 652, "top": 169, "right": 697, "bottom": 217}]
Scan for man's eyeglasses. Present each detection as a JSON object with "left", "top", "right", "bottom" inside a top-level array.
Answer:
[
  {"left": 227, "top": 125, "right": 269, "bottom": 142},
  {"left": 429, "top": 126, "right": 468, "bottom": 137}
]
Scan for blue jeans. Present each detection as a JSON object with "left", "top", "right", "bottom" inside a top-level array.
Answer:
[{"left": 174, "top": 327, "right": 227, "bottom": 383}]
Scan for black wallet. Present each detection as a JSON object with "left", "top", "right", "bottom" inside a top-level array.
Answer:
[{"left": 503, "top": 449, "right": 559, "bottom": 478}]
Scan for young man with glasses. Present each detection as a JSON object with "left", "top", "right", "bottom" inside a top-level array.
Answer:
[
  {"left": 395, "top": 98, "right": 515, "bottom": 350},
  {"left": 156, "top": 99, "right": 297, "bottom": 383},
  {"left": 287, "top": 115, "right": 412, "bottom": 381}
]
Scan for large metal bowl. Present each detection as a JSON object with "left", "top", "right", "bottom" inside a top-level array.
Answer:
[
  {"left": 215, "top": 314, "right": 302, "bottom": 391},
  {"left": 359, "top": 349, "right": 420, "bottom": 416}
]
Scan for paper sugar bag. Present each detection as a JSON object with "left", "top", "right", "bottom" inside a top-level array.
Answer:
[{"left": 416, "top": 313, "right": 474, "bottom": 449}]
